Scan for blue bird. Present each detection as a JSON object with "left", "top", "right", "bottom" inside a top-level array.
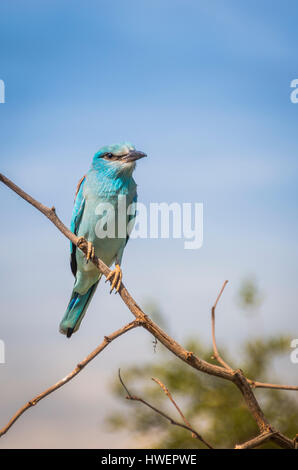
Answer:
[{"left": 59, "top": 142, "right": 147, "bottom": 338}]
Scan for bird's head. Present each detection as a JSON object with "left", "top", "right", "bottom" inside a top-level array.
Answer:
[{"left": 92, "top": 142, "right": 147, "bottom": 177}]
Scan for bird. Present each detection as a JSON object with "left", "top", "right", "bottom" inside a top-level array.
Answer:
[{"left": 59, "top": 142, "right": 147, "bottom": 338}]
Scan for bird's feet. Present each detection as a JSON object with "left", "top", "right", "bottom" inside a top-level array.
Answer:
[
  {"left": 77, "top": 236, "right": 95, "bottom": 262},
  {"left": 105, "top": 263, "right": 122, "bottom": 294}
]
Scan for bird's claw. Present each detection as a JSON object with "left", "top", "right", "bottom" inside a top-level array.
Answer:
[
  {"left": 105, "top": 264, "right": 122, "bottom": 294},
  {"left": 86, "top": 242, "right": 95, "bottom": 263},
  {"left": 77, "top": 236, "right": 95, "bottom": 263}
]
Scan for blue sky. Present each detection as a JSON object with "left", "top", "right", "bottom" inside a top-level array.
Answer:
[{"left": 0, "top": 0, "right": 298, "bottom": 448}]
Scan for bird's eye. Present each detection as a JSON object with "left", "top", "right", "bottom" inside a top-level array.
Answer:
[{"left": 105, "top": 153, "right": 113, "bottom": 159}]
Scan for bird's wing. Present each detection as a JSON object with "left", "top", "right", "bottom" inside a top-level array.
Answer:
[
  {"left": 115, "top": 192, "right": 138, "bottom": 266},
  {"left": 70, "top": 175, "right": 86, "bottom": 276}
]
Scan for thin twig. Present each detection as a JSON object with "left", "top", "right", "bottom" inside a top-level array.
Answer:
[
  {"left": 0, "top": 321, "right": 140, "bottom": 437},
  {"left": 119, "top": 371, "right": 213, "bottom": 449},
  {"left": 236, "top": 430, "right": 295, "bottom": 450},
  {"left": 235, "top": 431, "right": 277, "bottom": 449},
  {"left": 210, "top": 280, "right": 298, "bottom": 392},
  {"left": 248, "top": 380, "right": 298, "bottom": 391},
  {"left": 152, "top": 377, "right": 193, "bottom": 432},
  {"left": 211, "top": 280, "right": 233, "bottom": 370}
]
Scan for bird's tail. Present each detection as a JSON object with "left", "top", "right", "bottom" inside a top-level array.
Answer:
[{"left": 59, "top": 281, "right": 99, "bottom": 338}]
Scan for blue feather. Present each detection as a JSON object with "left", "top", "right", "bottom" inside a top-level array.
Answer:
[
  {"left": 60, "top": 142, "right": 146, "bottom": 337},
  {"left": 59, "top": 282, "right": 99, "bottom": 336}
]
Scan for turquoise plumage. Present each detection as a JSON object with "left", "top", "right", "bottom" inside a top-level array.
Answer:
[{"left": 59, "top": 142, "right": 147, "bottom": 337}]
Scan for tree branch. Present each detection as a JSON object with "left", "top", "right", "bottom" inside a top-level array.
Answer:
[
  {"left": 0, "top": 320, "right": 140, "bottom": 438},
  {"left": 235, "top": 431, "right": 277, "bottom": 449},
  {"left": 119, "top": 371, "right": 213, "bottom": 449},
  {"left": 152, "top": 377, "right": 194, "bottom": 434},
  {"left": 248, "top": 380, "right": 298, "bottom": 392}
]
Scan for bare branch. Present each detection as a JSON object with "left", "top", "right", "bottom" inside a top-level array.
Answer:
[
  {"left": 235, "top": 431, "right": 277, "bottom": 449},
  {"left": 211, "top": 278, "right": 298, "bottom": 392},
  {"left": 0, "top": 320, "right": 140, "bottom": 438},
  {"left": 232, "top": 369, "right": 273, "bottom": 433},
  {"left": 119, "top": 371, "right": 213, "bottom": 449},
  {"left": 152, "top": 377, "right": 194, "bottom": 433},
  {"left": 248, "top": 380, "right": 298, "bottom": 392},
  {"left": 271, "top": 432, "right": 298, "bottom": 449}
]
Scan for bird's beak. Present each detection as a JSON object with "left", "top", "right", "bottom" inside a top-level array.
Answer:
[{"left": 122, "top": 150, "right": 147, "bottom": 162}]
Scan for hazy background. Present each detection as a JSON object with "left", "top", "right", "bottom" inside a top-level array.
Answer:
[{"left": 0, "top": 0, "right": 297, "bottom": 448}]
